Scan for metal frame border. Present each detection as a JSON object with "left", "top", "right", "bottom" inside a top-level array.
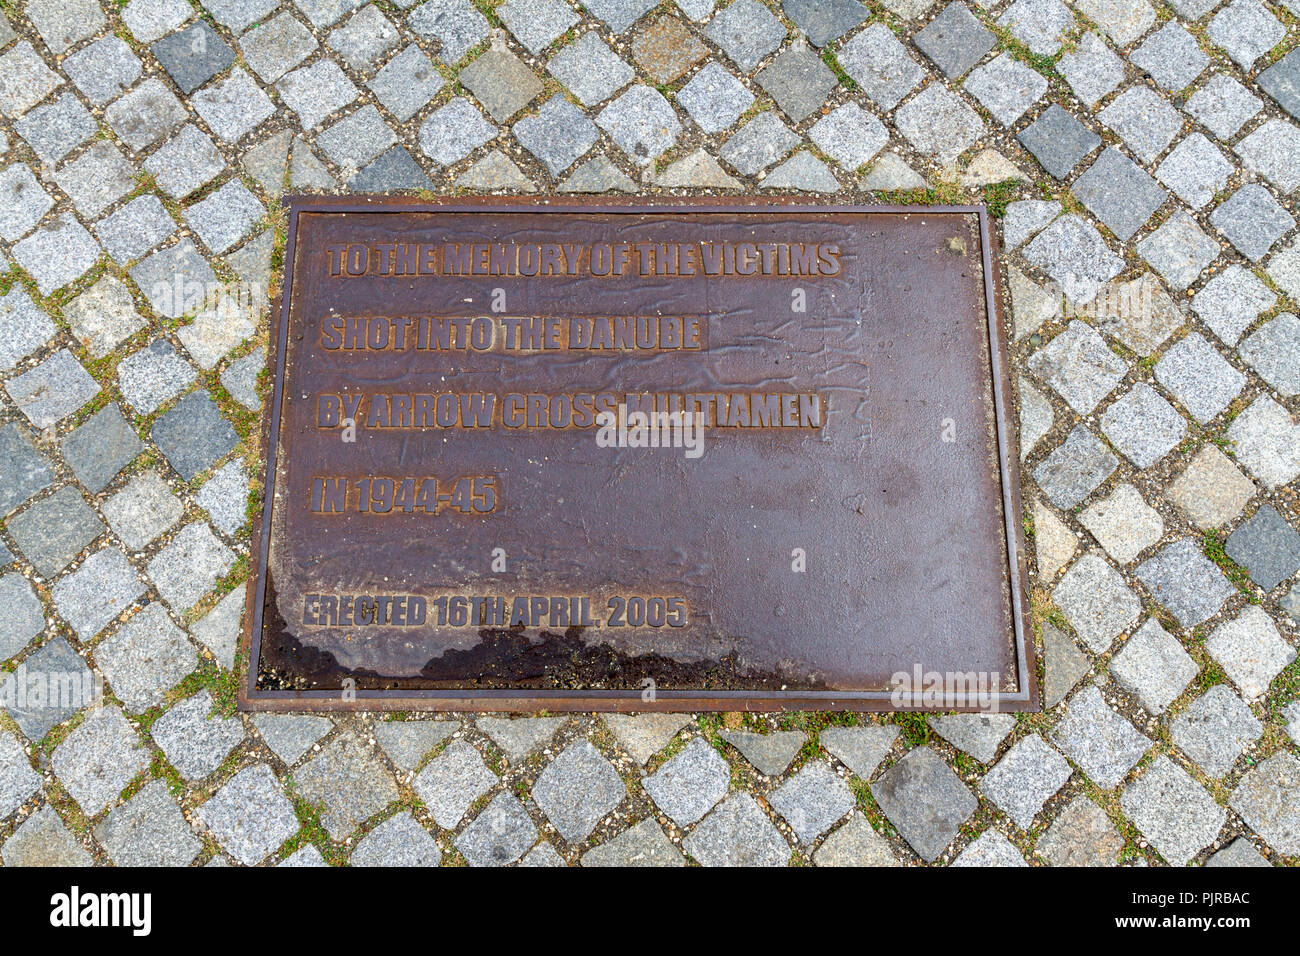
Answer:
[{"left": 240, "top": 196, "right": 1038, "bottom": 713}]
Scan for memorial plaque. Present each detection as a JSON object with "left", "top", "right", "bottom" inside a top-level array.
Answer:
[{"left": 242, "top": 198, "right": 1035, "bottom": 712}]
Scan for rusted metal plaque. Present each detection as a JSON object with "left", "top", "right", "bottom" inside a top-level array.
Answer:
[{"left": 242, "top": 198, "right": 1035, "bottom": 712}]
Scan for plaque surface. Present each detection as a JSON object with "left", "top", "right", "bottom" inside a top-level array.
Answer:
[{"left": 243, "top": 198, "right": 1034, "bottom": 712}]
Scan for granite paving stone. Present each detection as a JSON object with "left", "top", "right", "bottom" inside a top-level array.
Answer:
[
  {"left": 1018, "top": 105, "right": 1101, "bottom": 181},
  {"left": 632, "top": 16, "right": 707, "bottom": 84},
  {"left": 352, "top": 812, "right": 441, "bottom": 866},
  {"left": 0, "top": 165, "right": 53, "bottom": 244},
  {"left": 683, "top": 792, "right": 790, "bottom": 866},
  {"left": 1121, "top": 755, "right": 1226, "bottom": 865},
  {"left": 928, "top": 713, "right": 1016, "bottom": 763},
  {"left": 1166, "top": 445, "right": 1256, "bottom": 530},
  {"left": 547, "top": 33, "right": 634, "bottom": 107},
  {"left": 597, "top": 86, "right": 681, "bottom": 166},
  {"left": 1137, "top": 539, "right": 1234, "bottom": 628},
  {"left": 187, "top": 588, "right": 243, "bottom": 670},
  {"left": 581, "top": 817, "right": 685, "bottom": 866},
  {"left": 15, "top": 94, "right": 96, "bottom": 165},
  {"left": 836, "top": 23, "right": 924, "bottom": 112},
  {"left": 373, "top": 720, "right": 458, "bottom": 771},
  {"left": 1, "top": 806, "right": 92, "bottom": 867},
  {"left": 1226, "top": 396, "right": 1300, "bottom": 489},
  {"left": 455, "top": 793, "right": 538, "bottom": 866},
  {"left": 704, "top": 0, "right": 787, "bottom": 72},
  {"left": 819, "top": 725, "right": 898, "bottom": 778},
  {"left": 1131, "top": 22, "right": 1208, "bottom": 92},
  {"left": 93, "top": 603, "right": 197, "bottom": 712},
  {"left": 12, "top": 216, "right": 101, "bottom": 298},
  {"left": 151, "top": 392, "right": 240, "bottom": 482},
  {"left": 756, "top": 42, "right": 837, "bottom": 124},
  {"left": 996, "top": 0, "right": 1074, "bottom": 56},
  {"left": 349, "top": 146, "right": 435, "bottom": 191},
  {"left": 50, "top": 548, "right": 146, "bottom": 642},
  {"left": 1206, "top": 838, "right": 1271, "bottom": 867},
  {"left": 252, "top": 714, "right": 333, "bottom": 765},
  {"left": 328, "top": 5, "right": 399, "bottom": 69},
  {"left": 94, "top": 779, "right": 201, "bottom": 867},
  {"left": 123, "top": 0, "right": 196, "bottom": 43},
  {"left": 277, "top": 60, "right": 359, "bottom": 131},
  {"left": 893, "top": 83, "right": 986, "bottom": 165},
  {"left": 769, "top": 762, "right": 855, "bottom": 843},
  {"left": 680, "top": 62, "right": 755, "bottom": 133},
  {"left": 1205, "top": 605, "right": 1296, "bottom": 701},
  {"left": 118, "top": 340, "right": 197, "bottom": 416},
  {"left": 1211, "top": 184, "right": 1295, "bottom": 261},
  {"left": 952, "top": 830, "right": 1028, "bottom": 866},
  {"left": 1154, "top": 332, "right": 1245, "bottom": 425},
  {"left": 280, "top": 845, "right": 328, "bottom": 867},
  {"left": 152, "top": 23, "right": 235, "bottom": 95},
  {"left": 27, "top": 0, "right": 105, "bottom": 54},
  {"left": 0, "top": 574, "right": 44, "bottom": 663},
  {"left": 1042, "top": 622, "right": 1091, "bottom": 708},
  {"left": 367, "top": 45, "right": 445, "bottom": 123},
  {"left": 720, "top": 112, "right": 800, "bottom": 175},
  {"left": 1079, "top": 484, "right": 1162, "bottom": 565},
  {"left": 531, "top": 739, "right": 625, "bottom": 842},
  {"left": 294, "top": 728, "right": 400, "bottom": 839},
  {"left": 721, "top": 729, "right": 807, "bottom": 775},
  {"left": 240, "top": 12, "right": 319, "bottom": 83},
  {"left": 1023, "top": 216, "right": 1123, "bottom": 303},
  {"left": 191, "top": 68, "right": 276, "bottom": 144},
  {"left": 518, "top": 842, "right": 566, "bottom": 867},
  {"left": 460, "top": 46, "right": 543, "bottom": 124},
  {"left": 1171, "top": 684, "right": 1262, "bottom": 776},
  {"left": 1032, "top": 424, "right": 1118, "bottom": 510},
  {"left": 63, "top": 277, "right": 147, "bottom": 357},
  {"left": 1259, "top": 49, "right": 1300, "bottom": 121},
  {"left": 151, "top": 691, "right": 244, "bottom": 780},
  {"left": 1035, "top": 794, "right": 1124, "bottom": 866},
  {"left": 1051, "top": 685, "right": 1152, "bottom": 789},
  {"left": 1109, "top": 618, "right": 1198, "bottom": 714},
  {"left": 1073, "top": 0, "right": 1155, "bottom": 48},
  {"left": 582, "top": 0, "right": 658, "bottom": 33},
  {"left": 1187, "top": 73, "right": 1262, "bottom": 141},
  {"left": 407, "top": 0, "right": 490, "bottom": 64},
  {"left": 147, "top": 522, "right": 235, "bottom": 612},
  {"left": 1100, "top": 383, "right": 1186, "bottom": 469},
  {"left": 454, "top": 149, "right": 535, "bottom": 191},
  {"left": 413, "top": 738, "right": 498, "bottom": 829},
  {"left": 1233, "top": 119, "right": 1300, "bottom": 195},
  {"left": 101, "top": 474, "right": 185, "bottom": 551},
  {"left": 1137, "top": 211, "right": 1219, "bottom": 291},
  {"left": 1155, "top": 134, "right": 1232, "bottom": 211},
  {"left": 61, "top": 406, "right": 143, "bottom": 495},
  {"left": 1028, "top": 320, "right": 1127, "bottom": 414},
  {"left": 513, "top": 95, "right": 599, "bottom": 176},
  {"left": 1240, "top": 313, "right": 1300, "bottom": 396},
  {"left": 1, "top": 638, "right": 94, "bottom": 742},
  {"left": 643, "top": 737, "right": 729, "bottom": 827},
  {"left": 0, "top": 42, "right": 61, "bottom": 120},
  {"left": 784, "top": 0, "right": 867, "bottom": 47},
  {"left": 1230, "top": 753, "right": 1300, "bottom": 856},
  {"left": 419, "top": 97, "right": 497, "bottom": 166},
  {"left": 872, "top": 747, "right": 976, "bottom": 861},
  {"left": 915, "top": 2, "right": 994, "bottom": 79},
  {"left": 812, "top": 813, "right": 899, "bottom": 866},
  {"left": 600, "top": 714, "right": 692, "bottom": 764},
  {"left": 143, "top": 126, "right": 227, "bottom": 200},
  {"left": 500, "top": 0, "right": 579, "bottom": 56},
  {"left": 1225, "top": 505, "right": 1300, "bottom": 591},
  {"left": 1207, "top": 0, "right": 1283, "bottom": 70},
  {"left": 476, "top": 716, "right": 565, "bottom": 762},
  {"left": 1099, "top": 86, "right": 1183, "bottom": 165},
  {"left": 964, "top": 54, "right": 1047, "bottom": 127},
  {"left": 51, "top": 705, "right": 150, "bottom": 817},
  {"left": 8, "top": 486, "right": 105, "bottom": 578},
  {"left": 197, "top": 763, "right": 299, "bottom": 865},
  {"left": 1058, "top": 32, "right": 1126, "bottom": 109},
  {"left": 1072, "top": 148, "right": 1167, "bottom": 241},
  {"left": 1193, "top": 265, "right": 1276, "bottom": 346}
]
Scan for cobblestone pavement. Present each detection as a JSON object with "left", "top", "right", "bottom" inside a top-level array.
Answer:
[{"left": 1, "top": 0, "right": 1299, "bottom": 868}]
